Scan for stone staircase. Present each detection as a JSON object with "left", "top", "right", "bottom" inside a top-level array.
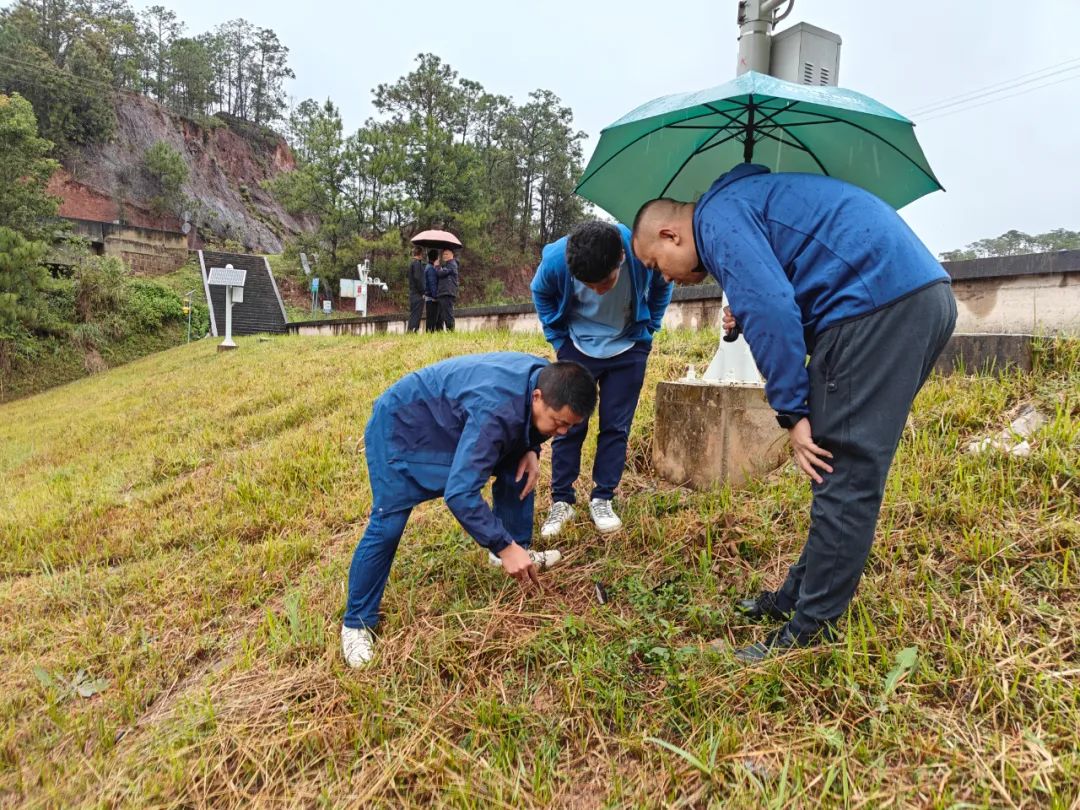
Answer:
[{"left": 198, "top": 251, "right": 288, "bottom": 337}]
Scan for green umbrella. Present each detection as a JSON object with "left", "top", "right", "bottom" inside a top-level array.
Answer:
[{"left": 576, "top": 71, "right": 942, "bottom": 225}]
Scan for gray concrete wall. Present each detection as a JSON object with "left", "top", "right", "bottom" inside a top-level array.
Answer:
[{"left": 952, "top": 272, "right": 1080, "bottom": 334}]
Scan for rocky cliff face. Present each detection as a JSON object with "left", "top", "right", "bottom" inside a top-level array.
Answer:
[{"left": 49, "top": 94, "right": 313, "bottom": 253}]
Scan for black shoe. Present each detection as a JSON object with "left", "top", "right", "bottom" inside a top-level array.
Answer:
[
  {"left": 734, "top": 622, "right": 824, "bottom": 663},
  {"left": 734, "top": 591, "right": 792, "bottom": 623}
]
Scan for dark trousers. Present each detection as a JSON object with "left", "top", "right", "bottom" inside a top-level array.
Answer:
[
  {"left": 407, "top": 295, "right": 424, "bottom": 332},
  {"left": 776, "top": 281, "right": 957, "bottom": 635},
  {"left": 343, "top": 462, "right": 534, "bottom": 629},
  {"left": 551, "top": 341, "right": 650, "bottom": 504},
  {"left": 425, "top": 299, "right": 440, "bottom": 332},
  {"left": 438, "top": 295, "right": 455, "bottom": 331}
]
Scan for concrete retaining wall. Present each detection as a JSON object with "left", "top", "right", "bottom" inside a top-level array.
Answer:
[
  {"left": 64, "top": 218, "right": 189, "bottom": 276},
  {"left": 289, "top": 250, "right": 1080, "bottom": 338}
]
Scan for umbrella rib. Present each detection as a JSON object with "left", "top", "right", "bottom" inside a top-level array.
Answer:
[
  {"left": 752, "top": 127, "right": 830, "bottom": 175},
  {"left": 575, "top": 109, "right": 728, "bottom": 190},
  {"left": 657, "top": 129, "right": 746, "bottom": 198},
  {"left": 705, "top": 99, "right": 801, "bottom": 131},
  {"left": 703, "top": 103, "right": 748, "bottom": 130},
  {"left": 666, "top": 123, "right": 743, "bottom": 130},
  {"left": 776, "top": 109, "right": 941, "bottom": 186}
]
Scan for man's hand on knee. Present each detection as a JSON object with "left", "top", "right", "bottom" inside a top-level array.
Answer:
[{"left": 789, "top": 418, "right": 834, "bottom": 484}]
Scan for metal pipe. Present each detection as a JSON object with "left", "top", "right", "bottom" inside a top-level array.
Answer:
[
  {"left": 736, "top": 0, "right": 773, "bottom": 75},
  {"left": 223, "top": 288, "right": 235, "bottom": 348}
]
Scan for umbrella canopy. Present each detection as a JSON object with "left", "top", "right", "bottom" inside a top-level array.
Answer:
[
  {"left": 411, "top": 229, "right": 463, "bottom": 250},
  {"left": 576, "top": 71, "right": 942, "bottom": 225}
]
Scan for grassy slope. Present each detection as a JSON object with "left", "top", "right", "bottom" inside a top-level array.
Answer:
[
  {"left": 0, "top": 330, "right": 1077, "bottom": 808},
  {"left": 0, "top": 259, "right": 210, "bottom": 404},
  {"left": 0, "top": 323, "right": 188, "bottom": 403}
]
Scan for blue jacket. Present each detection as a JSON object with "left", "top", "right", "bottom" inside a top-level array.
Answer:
[
  {"left": 364, "top": 352, "right": 548, "bottom": 554},
  {"left": 693, "top": 164, "right": 949, "bottom": 416},
  {"left": 531, "top": 223, "right": 673, "bottom": 350},
  {"left": 424, "top": 263, "right": 438, "bottom": 298}
]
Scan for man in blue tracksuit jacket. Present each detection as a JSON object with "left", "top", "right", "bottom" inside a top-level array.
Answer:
[
  {"left": 633, "top": 165, "right": 956, "bottom": 660},
  {"left": 531, "top": 221, "right": 672, "bottom": 537},
  {"left": 424, "top": 249, "right": 440, "bottom": 332},
  {"left": 341, "top": 352, "right": 597, "bottom": 667}
]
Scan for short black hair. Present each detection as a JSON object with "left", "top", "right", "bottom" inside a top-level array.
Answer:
[
  {"left": 426, "top": 248, "right": 439, "bottom": 263},
  {"left": 412, "top": 245, "right": 424, "bottom": 257},
  {"left": 536, "top": 361, "right": 597, "bottom": 418},
  {"left": 565, "top": 220, "right": 623, "bottom": 283}
]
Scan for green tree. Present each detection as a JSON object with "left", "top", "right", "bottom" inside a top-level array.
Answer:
[
  {"left": 247, "top": 27, "right": 292, "bottom": 125},
  {"left": 271, "top": 99, "right": 350, "bottom": 275},
  {"left": 510, "top": 89, "right": 586, "bottom": 248},
  {"left": 166, "top": 36, "right": 216, "bottom": 116},
  {"left": 373, "top": 53, "right": 473, "bottom": 228},
  {"left": 138, "top": 4, "right": 182, "bottom": 102},
  {"left": 0, "top": 226, "right": 51, "bottom": 370},
  {"left": 0, "top": 92, "right": 61, "bottom": 241},
  {"left": 940, "top": 228, "right": 1080, "bottom": 261},
  {"left": 86, "top": 0, "right": 142, "bottom": 90},
  {"left": 0, "top": 0, "right": 116, "bottom": 150},
  {"left": 142, "top": 140, "right": 188, "bottom": 216}
]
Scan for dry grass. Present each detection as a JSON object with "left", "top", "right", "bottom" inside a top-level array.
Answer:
[{"left": 0, "top": 329, "right": 1077, "bottom": 808}]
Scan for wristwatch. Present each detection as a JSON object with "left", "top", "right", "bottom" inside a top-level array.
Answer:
[{"left": 775, "top": 411, "right": 804, "bottom": 429}]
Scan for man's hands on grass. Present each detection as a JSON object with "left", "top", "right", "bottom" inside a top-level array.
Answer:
[
  {"left": 497, "top": 542, "right": 541, "bottom": 589},
  {"left": 789, "top": 417, "right": 833, "bottom": 484}
]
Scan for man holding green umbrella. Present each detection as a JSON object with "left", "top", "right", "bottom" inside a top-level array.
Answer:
[{"left": 631, "top": 165, "right": 956, "bottom": 660}]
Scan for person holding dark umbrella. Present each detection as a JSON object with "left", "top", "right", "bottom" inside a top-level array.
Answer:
[
  {"left": 412, "top": 230, "right": 464, "bottom": 333},
  {"left": 435, "top": 248, "right": 459, "bottom": 331}
]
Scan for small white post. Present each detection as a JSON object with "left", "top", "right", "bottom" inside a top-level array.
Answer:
[
  {"left": 221, "top": 263, "right": 237, "bottom": 350},
  {"left": 208, "top": 263, "right": 245, "bottom": 352},
  {"left": 221, "top": 287, "right": 236, "bottom": 349}
]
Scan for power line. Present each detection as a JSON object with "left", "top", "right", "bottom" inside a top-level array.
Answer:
[
  {"left": 0, "top": 52, "right": 132, "bottom": 95},
  {"left": 0, "top": 51, "right": 228, "bottom": 116},
  {"left": 908, "top": 56, "right": 1080, "bottom": 116},
  {"left": 919, "top": 71, "right": 1080, "bottom": 123}
]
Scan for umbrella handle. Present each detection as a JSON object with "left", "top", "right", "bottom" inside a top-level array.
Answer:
[{"left": 723, "top": 323, "right": 742, "bottom": 343}]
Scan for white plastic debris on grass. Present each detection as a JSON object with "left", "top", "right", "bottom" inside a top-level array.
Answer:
[{"left": 966, "top": 404, "right": 1047, "bottom": 458}]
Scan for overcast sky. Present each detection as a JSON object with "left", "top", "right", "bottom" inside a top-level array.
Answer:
[{"left": 132, "top": 0, "right": 1080, "bottom": 255}]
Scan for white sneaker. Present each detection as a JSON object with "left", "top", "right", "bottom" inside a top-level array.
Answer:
[
  {"left": 589, "top": 498, "right": 623, "bottom": 533},
  {"left": 341, "top": 625, "right": 375, "bottom": 668},
  {"left": 541, "top": 501, "right": 574, "bottom": 539},
  {"left": 487, "top": 548, "right": 565, "bottom": 570}
]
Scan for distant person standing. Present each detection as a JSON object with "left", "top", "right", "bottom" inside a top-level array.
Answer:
[
  {"left": 435, "top": 248, "right": 459, "bottom": 331},
  {"left": 424, "top": 249, "right": 440, "bottom": 332},
  {"left": 406, "top": 246, "right": 426, "bottom": 333}
]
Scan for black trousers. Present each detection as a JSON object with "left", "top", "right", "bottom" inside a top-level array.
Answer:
[
  {"left": 438, "top": 295, "right": 455, "bottom": 331},
  {"left": 777, "top": 281, "right": 957, "bottom": 635},
  {"left": 407, "top": 295, "right": 424, "bottom": 332},
  {"left": 551, "top": 342, "right": 650, "bottom": 503},
  {"left": 424, "top": 299, "right": 440, "bottom": 332}
]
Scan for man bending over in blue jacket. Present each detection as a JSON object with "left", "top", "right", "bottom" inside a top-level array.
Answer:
[
  {"left": 632, "top": 165, "right": 956, "bottom": 661},
  {"left": 341, "top": 352, "right": 597, "bottom": 667},
  {"left": 531, "top": 221, "right": 672, "bottom": 537}
]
